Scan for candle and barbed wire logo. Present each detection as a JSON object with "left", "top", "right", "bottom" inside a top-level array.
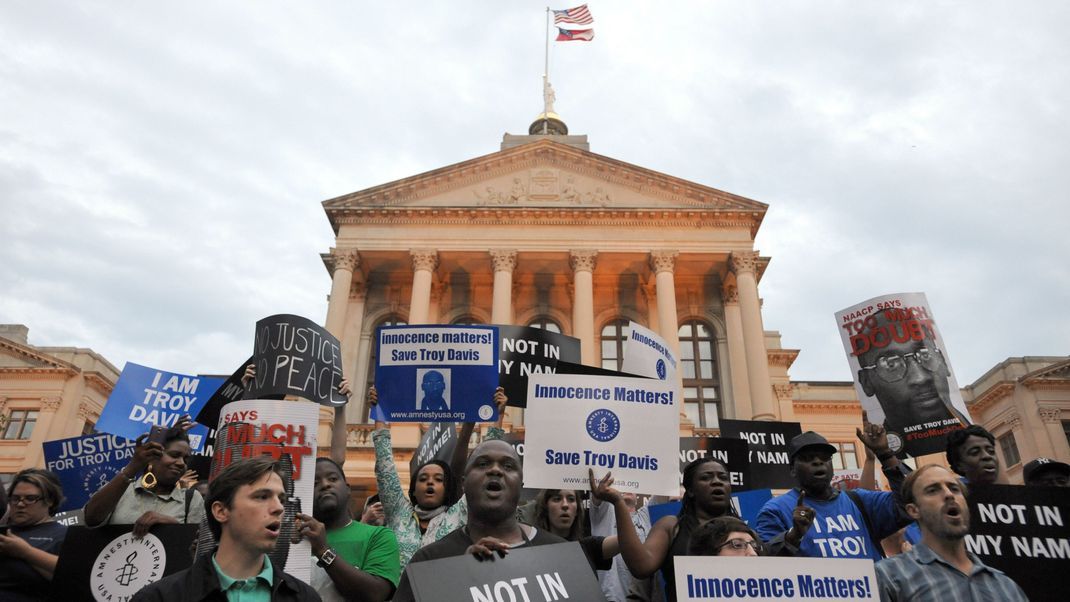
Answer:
[
  {"left": 91, "top": 532, "right": 166, "bottom": 601},
  {"left": 656, "top": 359, "right": 667, "bottom": 380},
  {"left": 586, "top": 409, "right": 620, "bottom": 442}
]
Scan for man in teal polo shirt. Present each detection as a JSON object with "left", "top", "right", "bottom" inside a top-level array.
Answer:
[
  {"left": 132, "top": 456, "right": 320, "bottom": 601},
  {"left": 294, "top": 458, "right": 400, "bottom": 602}
]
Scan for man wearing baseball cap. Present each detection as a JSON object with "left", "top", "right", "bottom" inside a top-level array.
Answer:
[
  {"left": 1023, "top": 457, "right": 1070, "bottom": 487},
  {"left": 755, "top": 417, "right": 911, "bottom": 560}
]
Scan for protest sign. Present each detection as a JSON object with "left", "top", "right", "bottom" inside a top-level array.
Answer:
[
  {"left": 674, "top": 556, "right": 877, "bottom": 601},
  {"left": 557, "top": 360, "right": 647, "bottom": 378},
  {"left": 647, "top": 489, "right": 773, "bottom": 528},
  {"left": 212, "top": 398, "right": 319, "bottom": 582},
  {"left": 44, "top": 432, "right": 138, "bottom": 512},
  {"left": 832, "top": 468, "right": 879, "bottom": 492},
  {"left": 195, "top": 358, "right": 254, "bottom": 431},
  {"left": 679, "top": 436, "right": 750, "bottom": 491},
  {"left": 497, "top": 325, "right": 580, "bottom": 407},
  {"left": 719, "top": 419, "right": 802, "bottom": 490},
  {"left": 249, "top": 314, "right": 346, "bottom": 407},
  {"left": 524, "top": 373, "right": 679, "bottom": 496},
  {"left": 502, "top": 432, "right": 540, "bottom": 502},
  {"left": 53, "top": 508, "right": 85, "bottom": 527},
  {"left": 405, "top": 541, "right": 607, "bottom": 602},
  {"left": 95, "top": 363, "right": 221, "bottom": 452},
  {"left": 410, "top": 421, "right": 458, "bottom": 477},
  {"left": 621, "top": 321, "right": 679, "bottom": 382},
  {"left": 964, "top": 484, "right": 1070, "bottom": 602},
  {"left": 835, "top": 292, "right": 970, "bottom": 457},
  {"left": 373, "top": 325, "right": 499, "bottom": 422},
  {"left": 50, "top": 524, "right": 199, "bottom": 601}
]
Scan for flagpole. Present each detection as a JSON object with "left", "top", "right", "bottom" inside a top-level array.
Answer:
[{"left": 543, "top": 7, "right": 551, "bottom": 134}]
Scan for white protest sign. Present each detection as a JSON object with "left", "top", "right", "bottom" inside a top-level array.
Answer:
[
  {"left": 213, "top": 399, "right": 319, "bottom": 582},
  {"left": 524, "top": 373, "right": 679, "bottom": 496},
  {"left": 621, "top": 321, "right": 678, "bottom": 382},
  {"left": 674, "top": 556, "right": 877, "bottom": 601}
]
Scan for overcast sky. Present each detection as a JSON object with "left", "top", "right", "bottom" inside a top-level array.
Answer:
[{"left": 2, "top": 1, "right": 1067, "bottom": 386}]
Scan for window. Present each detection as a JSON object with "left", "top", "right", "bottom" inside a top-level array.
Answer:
[
  {"left": 527, "top": 317, "right": 561, "bottom": 333},
  {"left": 364, "top": 315, "right": 407, "bottom": 421},
  {"left": 998, "top": 431, "right": 1021, "bottom": 467},
  {"left": 679, "top": 321, "right": 721, "bottom": 428},
  {"left": 3, "top": 410, "right": 38, "bottom": 440},
  {"left": 82, "top": 421, "right": 96, "bottom": 435},
  {"left": 600, "top": 319, "right": 630, "bottom": 371},
  {"left": 831, "top": 442, "right": 860, "bottom": 470}
]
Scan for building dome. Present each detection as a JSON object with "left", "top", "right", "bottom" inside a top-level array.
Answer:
[{"left": 528, "top": 112, "right": 569, "bottom": 135}]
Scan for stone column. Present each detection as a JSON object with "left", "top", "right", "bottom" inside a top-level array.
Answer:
[
  {"left": 324, "top": 249, "right": 359, "bottom": 337},
  {"left": 490, "top": 250, "right": 518, "bottom": 324},
  {"left": 342, "top": 281, "right": 368, "bottom": 422},
  {"left": 721, "top": 280, "right": 752, "bottom": 422},
  {"left": 427, "top": 279, "right": 443, "bottom": 325},
  {"left": 409, "top": 250, "right": 439, "bottom": 324},
  {"left": 649, "top": 251, "right": 682, "bottom": 358},
  {"left": 570, "top": 250, "right": 598, "bottom": 366},
  {"left": 642, "top": 282, "right": 659, "bottom": 334},
  {"left": 1039, "top": 406, "right": 1070, "bottom": 460},
  {"left": 730, "top": 251, "right": 775, "bottom": 421}
]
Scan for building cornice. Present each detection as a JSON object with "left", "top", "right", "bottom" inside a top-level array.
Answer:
[
  {"left": 0, "top": 338, "right": 79, "bottom": 372},
  {"left": 793, "top": 399, "right": 863, "bottom": 414},
  {"left": 323, "top": 140, "right": 767, "bottom": 236},
  {"left": 967, "top": 381, "right": 1016, "bottom": 415},
  {"left": 0, "top": 367, "right": 76, "bottom": 380},
  {"left": 767, "top": 349, "right": 800, "bottom": 369}
]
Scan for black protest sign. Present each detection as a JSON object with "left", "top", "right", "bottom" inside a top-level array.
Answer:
[
  {"left": 410, "top": 422, "right": 458, "bottom": 477},
  {"left": 679, "top": 437, "right": 751, "bottom": 491},
  {"left": 719, "top": 419, "right": 802, "bottom": 489},
  {"left": 405, "top": 541, "right": 607, "bottom": 602},
  {"left": 195, "top": 357, "right": 256, "bottom": 430},
  {"left": 250, "top": 314, "right": 345, "bottom": 407},
  {"left": 965, "top": 484, "right": 1070, "bottom": 602},
  {"left": 497, "top": 325, "right": 581, "bottom": 407},
  {"left": 503, "top": 432, "right": 539, "bottom": 502},
  {"left": 50, "top": 524, "right": 199, "bottom": 601}
]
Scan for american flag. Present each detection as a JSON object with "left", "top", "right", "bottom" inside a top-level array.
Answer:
[
  {"left": 556, "top": 27, "right": 594, "bottom": 42},
  {"left": 553, "top": 4, "right": 594, "bottom": 26}
]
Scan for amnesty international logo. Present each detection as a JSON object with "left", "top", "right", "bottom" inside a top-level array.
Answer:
[
  {"left": 91, "top": 532, "right": 166, "bottom": 601},
  {"left": 655, "top": 359, "right": 667, "bottom": 380},
  {"left": 586, "top": 409, "right": 620, "bottom": 442},
  {"left": 82, "top": 465, "right": 118, "bottom": 497}
]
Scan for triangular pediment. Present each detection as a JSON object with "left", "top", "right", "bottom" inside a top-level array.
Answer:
[
  {"left": 323, "top": 139, "right": 767, "bottom": 230},
  {"left": 0, "top": 337, "right": 73, "bottom": 371},
  {"left": 1022, "top": 358, "right": 1070, "bottom": 383}
]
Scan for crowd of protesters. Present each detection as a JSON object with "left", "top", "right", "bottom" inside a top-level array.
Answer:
[{"left": 2, "top": 376, "right": 1067, "bottom": 602}]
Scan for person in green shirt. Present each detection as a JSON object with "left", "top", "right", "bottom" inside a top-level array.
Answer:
[{"left": 293, "top": 458, "right": 400, "bottom": 602}]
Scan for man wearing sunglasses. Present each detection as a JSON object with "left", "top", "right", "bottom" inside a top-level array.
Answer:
[{"left": 856, "top": 311, "right": 969, "bottom": 454}]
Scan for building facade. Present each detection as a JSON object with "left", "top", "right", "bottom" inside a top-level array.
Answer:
[{"left": 0, "top": 324, "right": 118, "bottom": 483}]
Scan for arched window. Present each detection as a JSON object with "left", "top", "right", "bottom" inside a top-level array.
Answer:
[
  {"left": 451, "top": 315, "right": 483, "bottom": 325},
  {"left": 364, "top": 315, "right": 407, "bottom": 421},
  {"left": 679, "top": 320, "right": 721, "bottom": 428},
  {"left": 527, "top": 316, "right": 562, "bottom": 333},
  {"left": 600, "top": 319, "right": 630, "bottom": 371}
]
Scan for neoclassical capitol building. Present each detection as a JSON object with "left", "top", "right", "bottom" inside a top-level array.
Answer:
[{"left": 2, "top": 115, "right": 1068, "bottom": 493}]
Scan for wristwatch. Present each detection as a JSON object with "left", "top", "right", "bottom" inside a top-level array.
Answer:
[{"left": 316, "top": 548, "right": 338, "bottom": 568}]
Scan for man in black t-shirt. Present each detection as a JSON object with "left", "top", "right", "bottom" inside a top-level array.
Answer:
[{"left": 393, "top": 440, "right": 567, "bottom": 602}]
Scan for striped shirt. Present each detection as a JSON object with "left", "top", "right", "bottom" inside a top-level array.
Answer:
[{"left": 875, "top": 542, "right": 1028, "bottom": 601}]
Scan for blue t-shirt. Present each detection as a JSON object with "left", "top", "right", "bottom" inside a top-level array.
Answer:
[{"left": 755, "top": 488, "right": 899, "bottom": 561}]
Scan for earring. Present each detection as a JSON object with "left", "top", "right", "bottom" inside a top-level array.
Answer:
[{"left": 140, "top": 465, "right": 157, "bottom": 490}]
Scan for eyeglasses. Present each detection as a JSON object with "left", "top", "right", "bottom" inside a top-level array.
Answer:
[
  {"left": 9, "top": 494, "right": 44, "bottom": 506},
  {"left": 717, "top": 538, "right": 762, "bottom": 553},
  {"left": 861, "top": 347, "right": 943, "bottom": 383}
]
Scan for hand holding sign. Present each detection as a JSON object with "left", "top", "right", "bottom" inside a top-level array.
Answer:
[
  {"left": 788, "top": 491, "right": 816, "bottom": 546},
  {"left": 132, "top": 510, "right": 179, "bottom": 538},
  {"left": 293, "top": 513, "right": 329, "bottom": 557},
  {"left": 588, "top": 468, "right": 623, "bottom": 506},
  {"left": 857, "top": 410, "right": 895, "bottom": 462},
  {"left": 466, "top": 536, "right": 511, "bottom": 561}
]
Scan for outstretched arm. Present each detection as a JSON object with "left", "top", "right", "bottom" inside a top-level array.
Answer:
[
  {"left": 449, "top": 387, "right": 507, "bottom": 500},
  {"left": 589, "top": 469, "right": 668, "bottom": 578},
  {"left": 329, "top": 379, "right": 354, "bottom": 466}
]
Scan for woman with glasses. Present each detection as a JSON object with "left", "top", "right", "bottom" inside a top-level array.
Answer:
[
  {"left": 0, "top": 468, "right": 67, "bottom": 601},
  {"left": 687, "top": 516, "right": 762, "bottom": 557},
  {"left": 590, "top": 456, "right": 736, "bottom": 602}
]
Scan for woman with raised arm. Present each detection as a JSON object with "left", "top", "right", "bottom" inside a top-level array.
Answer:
[
  {"left": 368, "top": 385, "right": 508, "bottom": 567},
  {"left": 590, "top": 456, "right": 736, "bottom": 602}
]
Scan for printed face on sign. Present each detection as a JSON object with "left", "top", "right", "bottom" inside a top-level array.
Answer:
[
  {"left": 416, "top": 369, "right": 451, "bottom": 411},
  {"left": 855, "top": 311, "right": 958, "bottom": 432}
]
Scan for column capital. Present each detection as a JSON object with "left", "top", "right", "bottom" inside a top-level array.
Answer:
[
  {"left": 569, "top": 250, "right": 598, "bottom": 273},
  {"left": 1038, "top": 405, "right": 1063, "bottom": 424},
  {"left": 332, "top": 248, "right": 360, "bottom": 273},
  {"left": 773, "top": 383, "right": 794, "bottom": 402},
  {"left": 77, "top": 401, "right": 94, "bottom": 421},
  {"left": 721, "top": 282, "right": 739, "bottom": 304},
  {"left": 649, "top": 250, "right": 679, "bottom": 274},
  {"left": 41, "top": 396, "right": 62, "bottom": 412},
  {"left": 411, "top": 249, "right": 439, "bottom": 272},
  {"left": 490, "top": 249, "right": 518, "bottom": 273},
  {"left": 729, "top": 251, "right": 760, "bottom": 275}
]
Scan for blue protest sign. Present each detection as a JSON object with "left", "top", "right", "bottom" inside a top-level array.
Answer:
[
  {"left": 95, "top": 362, "right": 224, "bottom": 452},
  {"left": 373, "top": 325, "right": 499, "bottom": 422},
  {"left": 44, "top": 433, "right": 138, "bottom": 512}
]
